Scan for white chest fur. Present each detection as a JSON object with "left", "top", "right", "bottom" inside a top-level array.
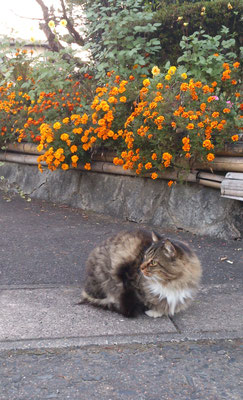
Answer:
[{"left": 146, "top": 279, "right": 193, "bottom": 316}]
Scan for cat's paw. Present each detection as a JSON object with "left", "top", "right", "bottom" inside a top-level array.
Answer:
[{"left": 145, "top": 309, "right": 163, "bottom": 318}]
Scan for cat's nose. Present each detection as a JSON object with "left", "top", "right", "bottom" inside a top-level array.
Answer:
[{"left": 140, "top": 261, "right": 149, "bottom": 271}]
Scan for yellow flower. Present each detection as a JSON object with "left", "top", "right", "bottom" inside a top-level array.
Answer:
[
  {"left": 152, "top": 66, "right": 160, "bottom": 76},
  {"left": 63, "top": 117, "right": 69, "bottom": 124},
  {"left": 48, "top": 20, "right": 55, "bottom": 29},
  {"left": 231, "top": 135, "right": 239, "bottom": 142},
  {"left": 168, "top": 66, "right": 176, "bottom": 75},
  {"left": 120, "top": 96, "right": 127, "bottom": 103},
  {"left": 143, "top": 79, "right": 150, "bottom": 87},
  {"left": 60, "top": 19, "right": 67, "bottom": 27},
  {"left": 71, "top": 155, "right": 79, "bottom": 164},
  {"left": 165, "top": 74, "right": 171, "bottom": 81},
  {"left": 17, "top": 76, "right": 23, "bottom": 81},
  {"left": 227, "top": 2, "right": 233, "bottom": 10},
  {"left": 37, "top": 144, "right": 43, "bottom": 152},
  {"left": 53, "top": 122, "right": 61, "bottom": 130},
  {"left": 183, "top": 22, "right": 189, "bottom": 26},
  {"left": 177, "top": 16, "right": 183, "bottom": 21},
  {"left": 181, "top": 73, "right": 187, "bottom": 79}
]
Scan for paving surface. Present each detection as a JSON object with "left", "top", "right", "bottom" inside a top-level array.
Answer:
[{"left": 0, "top": 189, "right": 242, "bottom": 399}]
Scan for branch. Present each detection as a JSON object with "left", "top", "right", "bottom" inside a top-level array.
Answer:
[
  {"left": 35, "top": 0, "right": 64, "bottom": 52},
  {"left": 60, "top": 0, "right": 85, "bottom": 46}
]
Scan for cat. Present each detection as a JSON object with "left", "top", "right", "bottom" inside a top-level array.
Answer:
[{"left": 80, "top": 229, "right": 202, "bottom": 318}]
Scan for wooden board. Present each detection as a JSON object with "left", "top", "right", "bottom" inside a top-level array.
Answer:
[{"left": 221, "top": 172, "right": 243, "bottom": 201}]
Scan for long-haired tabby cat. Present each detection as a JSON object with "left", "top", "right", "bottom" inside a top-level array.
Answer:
[{"left": 80, "top": 229, "right": 202, "bottom": 318}]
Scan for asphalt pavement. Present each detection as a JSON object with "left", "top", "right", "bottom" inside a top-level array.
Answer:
[{"left": 0, "top": 189, "right": 242, "bottom": 400}]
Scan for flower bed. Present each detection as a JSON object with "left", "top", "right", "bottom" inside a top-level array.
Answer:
[{"left": 0, "top": 57, "right": 242, "bottom": 187}]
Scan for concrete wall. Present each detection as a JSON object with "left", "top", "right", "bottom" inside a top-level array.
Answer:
[{"left": 0, "top": 162, "right": 242, "bottom": 239}]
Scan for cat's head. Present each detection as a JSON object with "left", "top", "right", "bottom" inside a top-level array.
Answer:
[{"left": 140, "top": 232, "right": 195, "bottom": 282}]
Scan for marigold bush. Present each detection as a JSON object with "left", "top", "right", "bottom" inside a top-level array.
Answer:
[{"left": 0, "top": 54, "right": 242, "bottom": 181}]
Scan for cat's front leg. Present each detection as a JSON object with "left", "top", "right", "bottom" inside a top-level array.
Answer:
[
  {"left": 145, "top": 309, "right": 164, "bottom": 318},
  {"left": 144, "top": 298, "right": 169, "bottom": 318}
]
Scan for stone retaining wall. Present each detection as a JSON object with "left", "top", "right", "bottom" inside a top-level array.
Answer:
[{"left": 0, "top": 161, "right": 242, "bottom": 239}]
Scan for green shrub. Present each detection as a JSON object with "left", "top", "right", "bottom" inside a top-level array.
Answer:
[{"left": 153, "top": 0, "right": 242, "bottom": 66}]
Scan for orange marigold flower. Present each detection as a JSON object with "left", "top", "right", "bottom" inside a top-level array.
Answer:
[
  {"left": 120, "top": 96, "right": 127, "bottom": 103},
  {"left": 223, "top": 108, "right": 230, "bottom": 113},
  {"left": 145, "top": 162, "right": 152, "bottom": 170},
  {"left": 194, "top": 81, "right": 202, "bottom": 88},
  {"left": 60, "top": 133, "right": 69, "bottom": 141},
  {"left": 185, "top": 153, "right": 191, "bottom": 158},
  {"left": 156, "top": 83, "right": 163, "bottom": 89},
  {"left": 17, "top": 76, "right": 23, "bottom": 81},
  {"left": 207, "top": 153, "right": 215, "bottom": 162},
  {"left": 151, "top": 153, "right": 157, "bottom": 160},
  {"left": 203, "top": 139, "right": 214, "bottom": 149},
  {"left": 235, "top": 92, "right": 240, "bottom": 97},
  {"left": 186, "top": 123, "right": 194, "bottom": 130},
  {"left": 61, "top": 163, "right": 69, "bottom": 170},
  {"left": 108, "top": 96, "right": 117, "bottom": 104},
  {"left": 223, "top": 63, "right": 230, "bottom": 70},
  {"left": 70, "top": 145, "right": 78, "bottom": 153},
  {"left": 98, "top": 119, "right": 106, "bottom": 126},
  {"left": 129, "top": 75, "right": 135, "bottom": 81},
  {"left": 213, "top": 53, "right": 219, "bottom": 57},
  {"left": 168, "top": 180, "right": 174, "bottom": 187},
  {"left": 231, "top": 80, "right": 237, "bottom": 85},
  {"left": 211, "top": 81, "right": 217, "bottom": 87},
  {"left": 231, "top": 135, "right": 239, "bottom": 141},
  {"left": 84, "top": 163, "right": 91, "bottom": 170},
  {"left": 171, "top": 122, "right": 176, "bottom": 128},
  {"left": 212, "top": 112, "right": 219, "bottom": 118},
  {"left": 180, "top": 83, "right": 188, "bottom": 91},
  {"left": 233, "top": 62, "right": 240, "bottom": 69},
  {"left": 216, "top": 124, "right": 224, "bottom": 131},
  {"left": 182, "top": 137, "right": 190, "bottom": 144},
  {"left": 71, "top": 155, "right": 79, "bottom": 164},
  {"left": 151, "top": 172, "right": 158, "bottom": 180},
  {"left": 202, "top": 85, "right": 210, "bottom": 93}
]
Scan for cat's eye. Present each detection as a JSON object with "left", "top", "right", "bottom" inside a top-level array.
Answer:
[{"left": 150, "top": 260, "right": 157, "bottom": 266}]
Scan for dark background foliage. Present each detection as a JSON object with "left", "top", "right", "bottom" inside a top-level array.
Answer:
[{"left": 151, "top": 0, "right": 242, "bottom": 65}]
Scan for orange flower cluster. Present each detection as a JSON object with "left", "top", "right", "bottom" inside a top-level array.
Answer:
[{"left": 1, "top": 59, "right": 241, "bottom": 182}]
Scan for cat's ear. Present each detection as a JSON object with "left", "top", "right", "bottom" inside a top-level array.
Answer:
[
  {"left": 151, "top": 231, "right": 160, "bottom": 242},
  {"left": 163, "top": 239, "right": 176, "bottom": 258}
]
